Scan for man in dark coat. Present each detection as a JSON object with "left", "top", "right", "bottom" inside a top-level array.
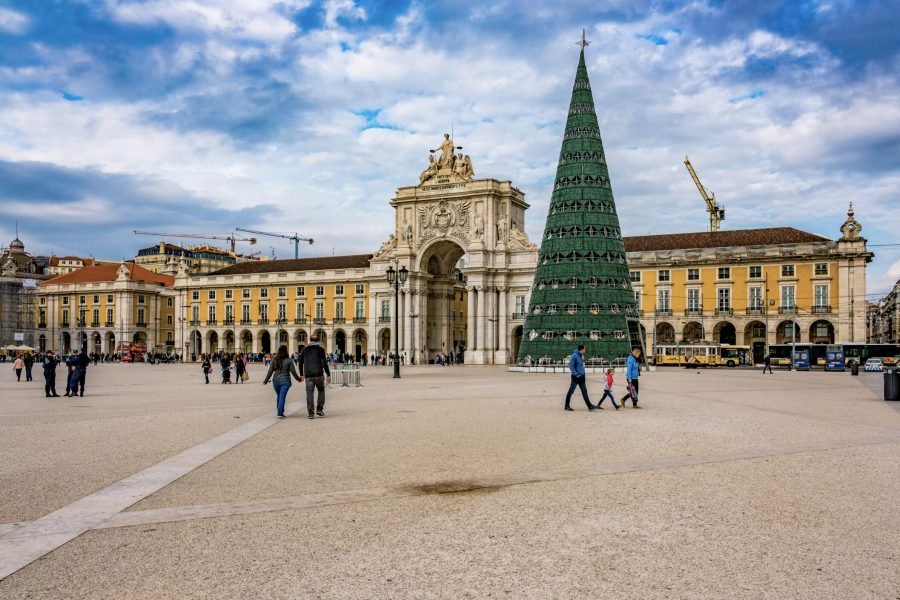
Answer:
[
  {"left": 299, "top": 335, "right": 331, "bottom": 419},
  {"left": 42, "top": 351, "right": 60, "bottom": 397}
]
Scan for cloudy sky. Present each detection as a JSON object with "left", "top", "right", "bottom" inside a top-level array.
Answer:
[{"left": 1, "top": 0, "right": 898, "bottom": 296}]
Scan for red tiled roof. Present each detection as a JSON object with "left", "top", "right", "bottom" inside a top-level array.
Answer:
[
  {"left": 623, "top": 227, "right": 829, "bottom": 252},
  {"left": 41, "top": 263, "right": 174, "bottom": 287},
  {"left": 209, "top": 254, "right": 372, "bottom": 275}
]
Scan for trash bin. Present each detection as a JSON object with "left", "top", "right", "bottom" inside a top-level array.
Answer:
[
  {"left": 850, "top": 361, "right": 859, "bottom": 376},
  {"left": 885, "top": 369, "right": 900, "bottom": 401}
]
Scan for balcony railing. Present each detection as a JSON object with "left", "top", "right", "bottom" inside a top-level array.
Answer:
[
  {"left": 715, "top": 308, "right": 732, "bottom": 316},
  {"left": 61, "top": 321, "right": 70, "bottom": 328},
  {"left": 90, "top": 321, "right": 100, "bottom": 327},
  {"left": 223, "top": 319, "right": 235, "bottom": 326},
  {"left": 294, "top": 318, "right": 307, "bottom": 325},
  {"left": 206, "top": 320, "right": 217, "bottom": 326},
  {"left": 655, "top": 309, "right": 672, "bottom": 317},
  {"left": 258, "top": 318, "right": 269, "bottom": 325},
  {"left": 745, "top": 307, "right": 766, "bottom": 315},
  {"left": 241, "top": 319, "right": 252, "bottom": 325},
  {"left": 684, "top": 309, "right": 703, "bottom": 317},
  {"left": 77, "top": 320, "right": 86, "bottom": 327},
  {"left": 38, "top": 322, "right": 47, "bottom": 329},
  {"left": 512, "top": 312, "right": 526, "bottom": 320},
  {"left": 314, "top": 318, "right": 326, "bottom": 325},
  {"left": 379, "top": 316, "right": 391, "bottom": 323},
  {"left": 354, "top": 317, "right": 366, "bottom": 323},
  {"left": 333, "top": 317, "right": 345, "bottom": 324},
  {"left": 136, "top": 322, "right": 147, "bottom": 328},
  {"left": 190, "top": 320, "right": 201, "bottom": 326},
  {"left": 812, "top": 305, "right": 832, "bottom": 314},
  {"left": 105, "top": 321, "right": 114, "bottom": 327},
  {"left": 779, "top": 306, "right": 797, "bottom": 315}
]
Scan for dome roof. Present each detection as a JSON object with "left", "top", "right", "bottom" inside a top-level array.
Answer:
[{"left": 8, "top": 238, "right": 25, "bottom": 253}]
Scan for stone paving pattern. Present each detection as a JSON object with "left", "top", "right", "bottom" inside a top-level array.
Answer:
[{"left": 1, "top": 363, "right": 899, "bottom": 599}]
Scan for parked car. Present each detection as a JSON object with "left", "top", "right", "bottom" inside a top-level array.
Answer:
[{"left": 864, "top": 358, "right": 884, "bottom": 372}]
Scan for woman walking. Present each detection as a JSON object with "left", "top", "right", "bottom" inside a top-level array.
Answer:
[
  {"left": 235, "top": 353, "right": 246, "bottom": 383},
  {"left": 201, "top": 355, "right": 211, "bottom": 384},
  {"left": 262, "top": 345, "right": 302, "bottom": 418},
  {"left": 13, "top": 356, "right": 24, "bottom": 381}
]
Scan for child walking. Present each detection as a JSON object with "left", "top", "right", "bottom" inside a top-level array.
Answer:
[{"left": 597, "top": 368, "right": 620, "bottom": 410}]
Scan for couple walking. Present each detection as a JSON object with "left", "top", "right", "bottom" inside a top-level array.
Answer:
[
  {"left": 262, "top": 335, "right": 331, "bottom": 419},
  {"left": 565, "top": 346, "right": 642, "bottom": 411}
]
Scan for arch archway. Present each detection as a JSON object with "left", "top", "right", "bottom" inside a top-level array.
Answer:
[
  {"left": 277, "top": 329, "right": 289, "bottom": 348},
  {"left": 93, "top": 333, "right": 102, "bottom": 354},
  {"left": 776, "top": 320, "right": 801, "bottom": 344},
  {"left": 655, "top": 322, "right": 675, "bottom": 344},
  {"left": 223, "top": 330, "right": 235, "bottom": 352},
  {"left": 62, "top": 332, "right": 71, "bottom": 354},
  {"left": 260, "top": 330, "right": 271, "bottom": 354},
  {"left": 352, "top": 329, "right": 367, "bottom": 361},
  {"left": 809, "top": 320, "right": 834, "bottom": 344},
  {"left": 683, "top": 321, "right": 703, "bottom": 343},
  {"left": 417, "top": 238, "right": 468, "bottom": 360},
  {"left": 132, "top": 331, "right": 146, "bottom": 347},
  {"left": 39, "top": 334, "right": 46, "bottom": 353},
  {"left": 206, "top": 331, "right": 219, "bottom": 354},
  {"left": 379, "top": 328, "right": 391, "bottom": 354},
  {"left": 511, "top": 325, "right": 523, "bottom": 364},
  {"left": 295, "top": 329, "right": 307, "bottom": 354},
  {"left": 79, "top": 332, "right": 88, "bottom": 353},
  {"left": 312, "top": 329, "right": 326, "bottom": 350},
  {"left": 335, "top": 330, "right": 347, "bottom": 355},
  {"left": 714, "top": 321, "right": 736, "bottom": 345},
  {"left": 240, "top": 330, "right": 253, "bottom": 353},
  {"left": 743, "top": 320, "right": 767, "bottom": 363},
  {"left": 106, "top": 332, "right": 116, "bottom": 355},
  {"left": 191, "top": 330, "right": 202, "bottom": 357}
]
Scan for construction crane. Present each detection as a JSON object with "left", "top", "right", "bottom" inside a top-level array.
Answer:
[
  {"left": 235, "top": 227, "right": 314, "bottom": 259},
  {"left": 683, "top": 155, "right": 725, "bottom": 232},
  {"left": 132, "top": 231, "right": 257, "bottom": 253}
]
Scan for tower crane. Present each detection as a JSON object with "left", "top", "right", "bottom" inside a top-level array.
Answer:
[
  {"left": 132, "top": 231, "right": 257, "bottom": 253},
  {"left": 683, "top": 155, "right": 725, "bottom": 232},
  {"left": 235, "top": 227, "right": 314, "bottom": 259}
]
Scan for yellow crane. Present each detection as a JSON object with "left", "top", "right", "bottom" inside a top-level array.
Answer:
[{"left": 683, "top": 155, "right": 725, "bottom": 232}]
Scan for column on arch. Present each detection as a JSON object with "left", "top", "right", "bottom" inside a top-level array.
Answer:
[
  {"left": 466, "top": 286, "right": 476, "bottom": 355},
  {"left": 498, "top": 286, "right": 508, "bottom": 353},
  {"left": 476, "top": 285, "right": 486, "bottom": 353}
]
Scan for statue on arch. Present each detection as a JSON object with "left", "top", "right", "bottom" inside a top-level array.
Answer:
[
  {"left": 431, "top": 133, "right": 456, "bottom": 168},
  {"left": 419, "top": 154, "right": 439, "bottom": 184}
]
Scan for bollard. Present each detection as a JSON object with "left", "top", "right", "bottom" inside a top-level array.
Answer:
[
  {"left": 885, "top": 369, "right": 899, "bottom": 402},
  {"left": 850, "top": 362, "right": 859, "bottom": 376}
]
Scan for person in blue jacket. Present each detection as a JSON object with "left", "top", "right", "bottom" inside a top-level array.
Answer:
[
  {"left": 621, "top": 347, "right": 642, "bottom": 408},
  {"left": 564, "top": 345, "right": 598, "bottom": 412}
]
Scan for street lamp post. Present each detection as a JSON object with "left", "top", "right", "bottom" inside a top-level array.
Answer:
[{"left": 385, "top": 260, "right": 408, "bottom": 379}]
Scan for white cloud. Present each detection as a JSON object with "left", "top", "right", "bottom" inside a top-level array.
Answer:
[
  {"left": 0, "top": 7, "right": 28, "bottom": 34},
  {"left": 323, "top": 0, "right": 366, "bottom": 28}
]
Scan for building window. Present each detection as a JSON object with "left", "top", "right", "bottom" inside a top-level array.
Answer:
[
  {"left": 657, "top": 270, "right": 670, "bottom": 282},
  {"left": 62, "top": 308, "right": 69, "bottom": 324},
  {"left": 749, "top": 287, "right": 763, "bottom": 309},
  {"left": 207, "top": 306, "right": 215, "bottom": 321},
  {"left": 687, "top": 288, "right": 700, "bottom": 312},
  {"left": 192, "top": 306, "right": 199, "bottom": 321},
  {"left": 138, "top": 308, "right": 146, "bottom": 324},
  {"left": 335, "top": 301, "right": 344, "bottom": 319},
  {"left": 717, "top": 288, "right": 731, "bottom": 311},
  {"left": 39, "top": 297, "right": 46, "bottom": 306},
  {"left": 167, "top": 332, "right": 174, "bottom": 343},
  {"left": 208, "top": 290, "right": 216, "bottom": 300},
  {"left": 106, "top": 308, "right": 114, "bottom": 323},
  {"left": 297, "top": 303, "right": 306, "bottom": 320},
  {"left": 815, "top": 285, "right": 829, "bottom": 308},
  {"left": 355, "top": 300, "right": 365, "bottom": 319},
  {"left": 781, "top": 264, "right": 795, "bottom": 277},
  {"left": 687, "top": 268, "right": 700, "bottom": 281},
  {"left": 93, "top": 295, "right": 99, "bottom": 303},
  {"left": 278, "top": 287, "right": 286, "bottom": 298},
  {"left": 167, "top": 297, "right": 174, "bottom": 307},
  {"left": 657, "top": 289, "right": 670, "bottom": 312},
  {"left": 242, "top": 304, "right": 251, "bottom": 321},
  {"left": 225, "top": 305, "right": 233, "bottom": 321},
  {"left": 335, "top": 285, "right": 344, "bottom": 295},
  {"left": 296, "top": 287, "right": 306, "bottom": 296},
  {"left": 815, "top": 263, "right": 828, "bottom": 276},
  {"left": 259, "top": 304, "right": 268, "bottom": 321},
  {"left": 315, "top": 286, "right": 325, "bottom": 296},
  {"left": 277, "top": 304, "right": 287, "bottom": 320},
  {"left": 225, "top": 290, "right": 233, "bottom": 300},
  {"left": 63, "top": 296, "right": 69, "bottom": 305},
  {"left": 80, "top": 295, "right": 86, "bottom": 304},
  {"left": 717, "top": 267, "right": 730, "bottom": 280},
  {"left": 242, "top": 289, "right": 251, "bottom": 299},
  {"left": 629, "top": 271, "right": 641, "bottom": 282},
  {"left": 315, "top": 302, "right": 325, "bottom": 320},
  {"left": 192, "top": 291, "right": 199, "bottom": 301},
  {"left": 633, "top": 291, "right": 641, "bottom": 311},
  {"left": 381, "top": 300, "right": 390, "bottom": 319},
  {"left": 138, "top": 295, "right": 146, "bottom": 304},
  {"left": 167, "top": 315, "right": 173, "bottom": 325},
  {"left": 355, "top": 284, "right": 364, "bottom": 295},
  {"left": 749, "top": 266, "right": 762, "bottom": 279},
  {"left": 92, "top": 308, "right": 99, "bottom": 323},
  {"left": 781, "top": 285, "right": 795, "bottom": 308},
  {"left": 260, "top": 288, "right": 268, "bottom": 298},
  {"left": 515, "top": 295, "right": 526, "bottom": 314}
]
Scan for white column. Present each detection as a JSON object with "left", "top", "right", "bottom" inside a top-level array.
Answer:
[
  {"left": 475, "top": 285, "right": 486, "bottom": 363},
  {"left": 466, "top": 286, "right": 476, "bottom": 361},
  {"left": 497, "top": 286, "right": 508, "bottom": 364},
  {"left": 402, "top": 290, "right": 411, "bottom": 353},
  {"left": 368, "top": 292, "right": 378, "bottom": 356}
]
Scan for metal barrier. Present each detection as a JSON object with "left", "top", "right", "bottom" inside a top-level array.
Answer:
[{"left": 329, "top": 363, "right": 363, "bottom": 387}]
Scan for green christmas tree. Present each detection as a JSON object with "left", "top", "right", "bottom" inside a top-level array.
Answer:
[{"left": 518, "top": 41, "right": 637, "bottom": 364}]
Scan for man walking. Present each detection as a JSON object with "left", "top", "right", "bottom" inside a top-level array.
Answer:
[
  {"left": 42, "top": 351, "right": 60, "bottom": 397},
  {"left": 72, "top": 348, "right": 90, "bottom": 397},
  {"left": 23, "top": 352, "right": 34, "bottom": 381},
  {"left": 564, "top": 345, "right": 597, "bottom": 412},
  {"left": 299, "top": 334, "right": 331, "bottom": 419},
  {"left": 620, "top": 348, "right": 642, "bottom": 408},
  {"left": 762, "top": 352, "right": 773, "bottom": 374}
]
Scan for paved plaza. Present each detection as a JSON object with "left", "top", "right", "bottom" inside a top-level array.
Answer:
[{"left": 1, "top": 363, "right": 899, "bottom": 599}]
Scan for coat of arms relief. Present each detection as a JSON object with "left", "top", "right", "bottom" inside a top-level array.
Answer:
[{"left": 417, "top": 199, "right": 471, "bottom": 246}]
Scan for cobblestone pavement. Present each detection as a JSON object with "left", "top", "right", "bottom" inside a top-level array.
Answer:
[{"left": 1, "top": 363, "right": 899, "bottom": 599}]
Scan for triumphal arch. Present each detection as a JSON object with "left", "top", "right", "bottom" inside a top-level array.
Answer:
[{"left": 368, "top": 135, "right": 538, "bottom": 365}]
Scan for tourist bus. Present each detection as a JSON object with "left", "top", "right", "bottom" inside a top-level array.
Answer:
[
  {"left": 654, "top": 344, "right": 751, "bottom": 367},
  {"left": 838, "top": 343, "right": 900, "bottom": 367}
]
